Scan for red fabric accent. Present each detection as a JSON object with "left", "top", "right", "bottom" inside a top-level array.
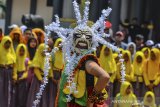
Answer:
[{"left": 105, "top": 21, "right": 112, "bottom": 29}]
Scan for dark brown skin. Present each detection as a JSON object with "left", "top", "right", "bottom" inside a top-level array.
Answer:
[{"left": 85, "top": 60, "right": 110, "bottom": 107}]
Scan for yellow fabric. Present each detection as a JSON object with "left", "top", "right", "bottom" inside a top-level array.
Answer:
[
  {"left": 122, "top": 50, "right": 134, "bottom": 81},
  {"left": 114, "top": 81, "right": 137, "bottom": 107},
  {"left": 0, "top": 36, "right": 16, "bottom": 65},
  {"left": 16, "top": 44, "right": 27, "bottom": 71},
  {"left": 53, "top": 38, "right": 64, "bottom": 70},
  {"left": 9, "top": 27, "right": 24, "bottom": 43},
  {"left": 13, "top": 44, "right": 28, "bottom": 80},
  {"left": 133, "top": 51, "right": 145, "bottom": 82},
  {"left": 143, "top": 91, "right": 156, "bottom": 107},
  {"left": 32, "top": 28, "right": 45, "bottom": 43},
  {"left": 34, "top": 68, "right": 43, "bottom": 81},
  {"left": 142, "top": 47, "right": 150, "bottom": 60},
  {"left": 31, "top": 43, "right": 52, "bottom": 80},
  {"left": 73, "top": 70, "right": 86, "bottom": 98},
  {"left": 63, "top": 70, "right": 86, "bottom": 98},
  {"left": 143, "top": 48, "right": 160, "bottom": 86},
  {"left": 31, "top": 44, "right": 45, "bottom": 81},
  {"left": 31, "top": 44, "right": 45, "bottom": 70},
  {"left": 99, "top": 46, "right": 117, "bottom": 83}
]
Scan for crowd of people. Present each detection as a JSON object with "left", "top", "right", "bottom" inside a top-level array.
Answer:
[{"left": 0, "top": 18, "right": 159, "bottom": 107}]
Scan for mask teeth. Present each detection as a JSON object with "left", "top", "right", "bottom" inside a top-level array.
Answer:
[
  {"left": 72, "top": 0, "right": 82, "bottom": 25},
  {"left": 81, "top": 1, "right": 90, "bottom": 26}
]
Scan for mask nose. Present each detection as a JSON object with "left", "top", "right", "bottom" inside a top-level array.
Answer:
[{"left": 81, "top": 35, "right": 86, "bottom": 39}]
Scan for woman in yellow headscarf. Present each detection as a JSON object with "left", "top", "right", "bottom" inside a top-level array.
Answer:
[
  {"left": 0, "top": 36, "right": 16, "bottom": 107},
  {"left": 99, "top": 46, "right": 116, "bottom": 99},
  {"left": 143, "top": 48, "right": 160, "bottom": 105},
  {"left": 26, "top": 44, "right": 52, "bottom": 107},
  {"left": 141, "top": 47, "right": 150, "bottom": 61},
  {"left": 9, "top": 27, "right": 24, "bottom": 50},
  {"left": 114, "top": 81, "right": 137, "bottom": 107},
  {"left": 13, "top": 44, "right": 29, "bottom": 107},
  {"left": 132, "top": 51, "right": 145, "bottom": 100},
  {"left": 48, "top": 38, "right": 64, "bottom": 107},
  {"left": 142, "top": 91, "right": 156, "bottom": 107},
  {"left": 32, "top": 28, "right": 45, "bottom": 44},
  {"left": 113, "top": 48, "right": 124, "bottom": 97},
  {"left": 117, "top": 50, "right": 134, "bottom": 82},
  {"left": 143, "top": 48, "right": 160, "bottom": 89}
]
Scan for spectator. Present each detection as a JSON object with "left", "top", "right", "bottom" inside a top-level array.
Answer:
[
  {"left": 48, "top": 38, "right": 64, "bottom": 107},
  {"left": 145, "top": 40, "right": 154, "bottom": 49},
  {"left": 143, "top": 48, "right": 160, "bottom": 99},
  {"left": 32, "top": 28, "right": 45, "bottom": 44},
  {"left": 141, "top": 21, "right": 150, "bottom": 42},
  {"left": 154, "top": 43, "right": 160, "bottom": 50},
  {"left": 26, "top": 44, "right": 50, "bottom": 107},
  {"left": 119, "top": 19, "right": 130, "bottom": 43},
  {"left": 13, "top": 44, "right": 29, "bottom": 107},
  {"left": 132, "top": 51, "right": 145, "bottom": 100},
  {"left": 114, "top": 81, "right": 137, "bottom": 107},
  {"left": 23, "top": 28, "right": 33, "bottom": 44},
  {"left": 142, "top": 91, "right": 156, "bottom": 107},
  {"left": 113, "top": 31, "right": 127, "bottom": 49},
  {"left": 27, "top": 37, "right": 38, "bottom": 61},
  {"left": 141, "top": 47, "right": 150, "bottom": 61},
  {"left": 9, "top": 27, "right": 24, "bottom": 50},
  {"left": 8, "top": 24, "right": 19, "bottom": 32},
  {"left": 128, "top": 18, "right": 141, "bottom": 42},
  {"left": 0, "top": 36, "right": 16, "bottom": 107},
  {"left": 127, "top": 42, "right": 136, "bottom": 62},
  {"left": 99, "top": 46, "right": 117, "bottom": 101},
  {"left": 135, "top": 34, "right": 144, "bottom": 51}
]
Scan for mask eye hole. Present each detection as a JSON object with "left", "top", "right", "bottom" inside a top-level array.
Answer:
[
  {"left": 85, "top": 35, "right": 92, "bottom": 39},
  {"left": 74, "top": 33, "right": 81, "bottom": 38}
]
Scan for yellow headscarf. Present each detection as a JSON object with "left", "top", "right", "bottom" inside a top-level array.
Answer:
[
  {"left": 123, "top": 50, "right": 132, "bottom": 73},
  {"left": 150, "top": 48, "right": 160, "bottom": 62},
  {"left": 142, "top": 47, "right": 150, "bottom": 60},
  {"left": 100, "top": 45, "right": 117, "bottom": 74},
  {"left": 114, "top": 81, "right": 137, "bottom": 107},
  {"left": 15, "top": 44, "right": 27, "bottom": 71},
  {"left": 53, "top": 38, "right": 64, "bottom": 70},
  {"left": 9, "top": 27, "right": 24, "bottom": 43},
  {"left": 0, "top": 36, "right": 16, "bottom": 65},
  {"left": 32, "top": 28, "right": 45, "bottom": 44},
  {"left": 31, "top": 43, "right": 45, "bottom": 70},
  {"left": 120, "top": 81, "right": 133, "bottom": 96},
  {"left": 143, "top": 91, "right": 156, "bottom": 107},
  {"left": 133, "top": 51, "right": 145, "bottom": 82}
]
